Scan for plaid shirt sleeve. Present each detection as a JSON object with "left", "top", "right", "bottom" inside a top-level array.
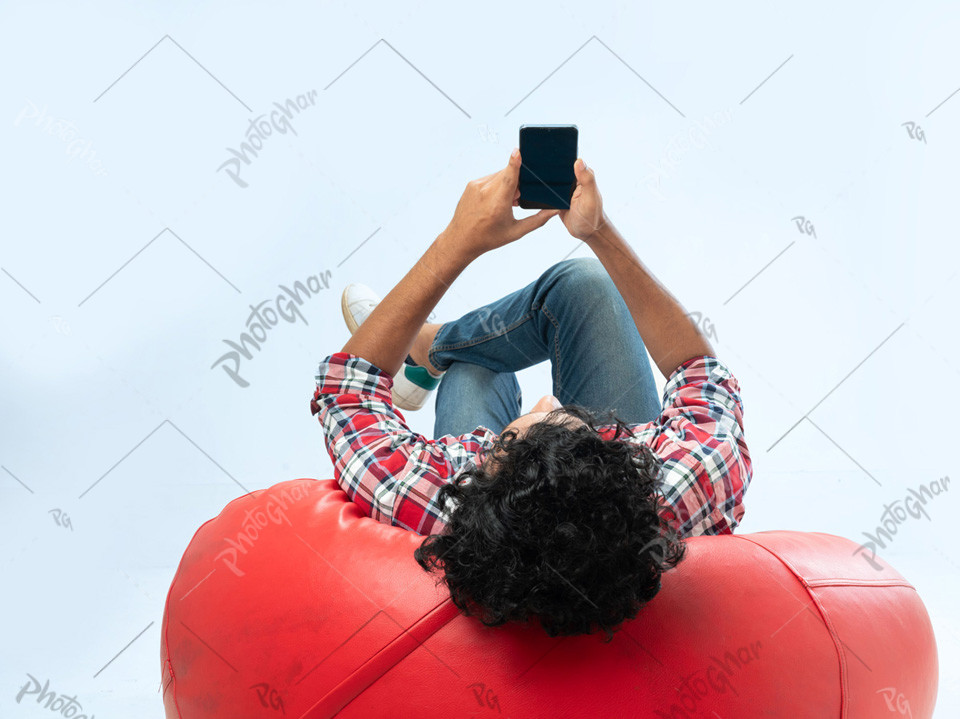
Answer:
[
  {"left": 651, "top": 354, "right": 752, "bottom": 537},
  {"left": 310, "top": 352, "right": 497, "bottom": 535}
]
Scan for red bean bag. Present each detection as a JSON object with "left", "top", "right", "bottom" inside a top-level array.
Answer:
[{"left": 160, "top": 479, "right": 938, "bottom": 718}]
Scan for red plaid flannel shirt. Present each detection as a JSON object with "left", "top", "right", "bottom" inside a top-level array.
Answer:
[{"left": 311, "top": 352, "right": 752, "bottom": 537}]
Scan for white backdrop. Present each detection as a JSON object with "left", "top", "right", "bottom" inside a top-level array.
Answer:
[{"left": 1, "top": 1, "right": 957, "bottom": 716}]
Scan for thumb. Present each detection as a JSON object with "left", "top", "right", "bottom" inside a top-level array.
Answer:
[
  {"left": 503, "top": 147, "right": 522, "bottom": 185},
  {"left": 514, "top": 208, "right": 560, "bottom": 237},
  {"left": 574, "top": 157, "right": 593, "bottom": 185}
]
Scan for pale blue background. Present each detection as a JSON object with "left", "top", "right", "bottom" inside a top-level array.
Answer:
[{"left": 1, "top": 1, "right": 957, "bottom": 716}]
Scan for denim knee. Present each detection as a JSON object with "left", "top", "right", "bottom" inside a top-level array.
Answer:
[{"left": 543, "top": 257, "right": 618, "bottom": 309}]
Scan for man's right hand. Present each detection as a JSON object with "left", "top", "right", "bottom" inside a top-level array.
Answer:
[{"left": 559, "top": 158, "right": 607, "bottom": 243}]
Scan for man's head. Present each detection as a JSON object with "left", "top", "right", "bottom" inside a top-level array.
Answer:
[
  {"left": 414, "top": 399, "right": 686, "bottom": 642},
  {"left": 481, "top": 394, "right": 587, "bottom": 471}
]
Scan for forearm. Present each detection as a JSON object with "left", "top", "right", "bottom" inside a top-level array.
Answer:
[
  {"left": 585, "top": 214, "right": 716, "bottom": 378},
  {"left": 340, "top": 231, "right": 476, "bottom": 378}
]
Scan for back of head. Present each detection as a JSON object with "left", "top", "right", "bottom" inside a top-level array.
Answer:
[{"left": 414, "top": 405, "right": 686, "bottom": 642}]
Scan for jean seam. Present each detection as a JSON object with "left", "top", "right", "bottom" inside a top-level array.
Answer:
[
  {"left": 539, "top": 301, "right": 563, "bottom": 396},
  {"left": 428, "top": 310, "right": 537, "bottom": 372}
]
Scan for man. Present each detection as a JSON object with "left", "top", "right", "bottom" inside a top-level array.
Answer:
[{"left": 310, "top": 148, "right": 752, "bottom": 641}]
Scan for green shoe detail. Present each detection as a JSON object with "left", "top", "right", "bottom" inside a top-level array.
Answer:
[{"left": 403, "top": 364, "right": 443, "bottom": 390}]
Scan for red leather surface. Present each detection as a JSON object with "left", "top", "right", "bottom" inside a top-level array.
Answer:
[{"left": 160, "top": 479, "right": 938, "bottom": 718}]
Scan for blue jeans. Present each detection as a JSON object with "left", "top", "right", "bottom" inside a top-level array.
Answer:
[{"left": 429, "top": 257, "right": 662, "bottom": 438}]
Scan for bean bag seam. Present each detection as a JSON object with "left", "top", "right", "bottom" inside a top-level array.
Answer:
[
  {"left": 301, "top": 597, "right": 462, "bottom": 717},
  {"left": 805, "top": 578, "right": 915, "bottom": 588},
  {"left": 734, "top": 534, "right": 851, "bottom": 719}
]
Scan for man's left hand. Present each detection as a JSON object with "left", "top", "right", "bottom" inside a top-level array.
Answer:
[{"left": 440, "top": 148, "right": 561, "bottom": 259}]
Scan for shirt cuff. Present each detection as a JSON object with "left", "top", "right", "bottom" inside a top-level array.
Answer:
[
  {"left": 662, "top": 354, "right": 739, "bottom": 400},
  {"left": 311, "top": 352, "right": 395, "bottom": 412},
  {"left": 670, "top": 354, "right": 713, "bottom": 377}
]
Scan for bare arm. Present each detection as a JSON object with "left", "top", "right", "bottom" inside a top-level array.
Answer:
[
  {"left": 340, "top": 232, "right": 474, "bottom": 378},
  {"left": 340, "top": 148, "right": 558, "bottom": 378},
  {"left": 558, "top": 159, "right": 715, "bottom": 379}
]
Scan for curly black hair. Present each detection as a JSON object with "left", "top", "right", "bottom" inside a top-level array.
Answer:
[{"left": 413, "top": 403, "right": 686, "bottom": 642}]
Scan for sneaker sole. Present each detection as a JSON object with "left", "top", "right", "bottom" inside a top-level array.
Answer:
[{"left": 341, "top": 286, "right": 367, "bottom": 335}]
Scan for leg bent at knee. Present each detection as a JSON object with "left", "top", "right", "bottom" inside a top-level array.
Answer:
[{"left": 540, "top": 257, "right": 619, "bottom": 312}]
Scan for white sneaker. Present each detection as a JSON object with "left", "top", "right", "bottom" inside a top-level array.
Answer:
[{"left": 340, "top": 283, "right": 444, "bottom": 411}]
